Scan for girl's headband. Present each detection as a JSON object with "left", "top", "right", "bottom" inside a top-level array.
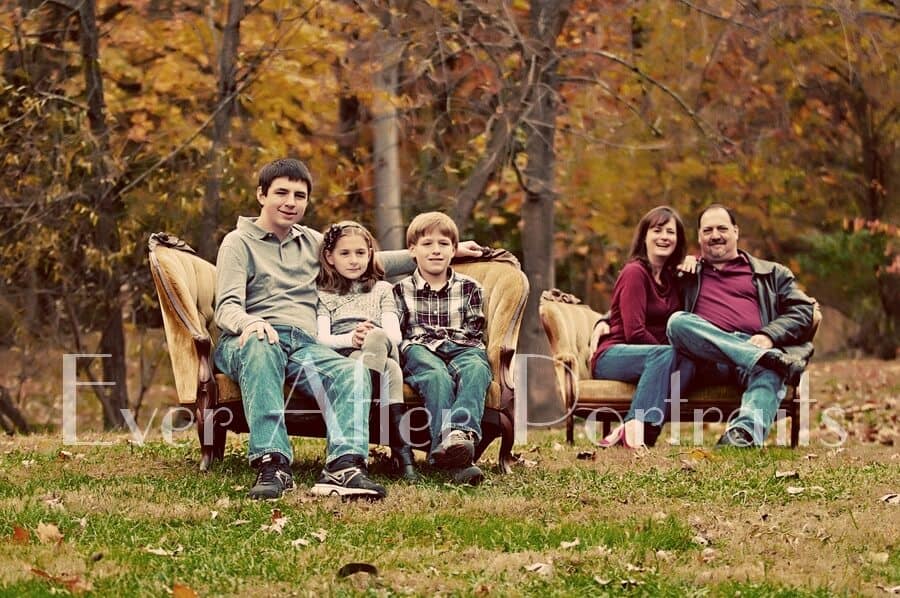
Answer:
[{"left": 322, "top": 223, "right": 366, "bottom": 253}]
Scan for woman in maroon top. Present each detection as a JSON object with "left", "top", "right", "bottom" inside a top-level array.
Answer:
[{"left": 591, "top": 206, "right": 694, "bottom": 448}]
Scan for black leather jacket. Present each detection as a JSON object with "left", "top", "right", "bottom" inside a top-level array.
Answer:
[{"left": 681, "top": 250, "right": 817, "bottom": 360}]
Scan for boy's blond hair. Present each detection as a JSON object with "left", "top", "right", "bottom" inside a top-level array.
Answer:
[{"left": 406, "top": 212, "right": 459, "bottom": 247}]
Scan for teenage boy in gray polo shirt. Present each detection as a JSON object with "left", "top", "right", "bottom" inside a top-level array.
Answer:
[{"left": 215, "top": 158, "right": 481, "bottom": 500}]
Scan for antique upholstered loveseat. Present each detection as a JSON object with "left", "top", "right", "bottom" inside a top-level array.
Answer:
[
  {"left": 539, "top": 292, "right": 819, "bottom": 447},
  {"left": 148, "top": 233, "right": 529, "bottom": 472}
]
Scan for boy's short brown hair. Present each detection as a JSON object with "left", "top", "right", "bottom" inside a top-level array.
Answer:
[{"left": 406, "top": 212, "right": 459, "bottom": 247}]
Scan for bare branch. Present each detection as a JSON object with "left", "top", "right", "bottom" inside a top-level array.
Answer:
[
  {"left": 676, "top": 0, "right": 762, "bottom": 32},
  {"left": 567, "top": 48, "right": 731, "bottom": 146},
  {"left": 559, "top": 75, "right": 663, "bottom": 137}
]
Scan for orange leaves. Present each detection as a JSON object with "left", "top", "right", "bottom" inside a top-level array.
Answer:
[
  {"left": 31, "top": 568, "right": 93, "bottom": 595},
  {"left": 10, "top": 525, "right": 30, "bottom": 544}
]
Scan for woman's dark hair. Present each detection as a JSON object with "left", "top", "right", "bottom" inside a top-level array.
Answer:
[
  {"left": 627, "top": 206, "right": 687, "bottom": 272},
  {"left": 316, "top": 221, "right": 384, "bottom": 294}
]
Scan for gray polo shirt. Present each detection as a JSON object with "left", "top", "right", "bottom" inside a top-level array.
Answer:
[{"left": 215, "top": 217, "right": 413, "bottom": 336}]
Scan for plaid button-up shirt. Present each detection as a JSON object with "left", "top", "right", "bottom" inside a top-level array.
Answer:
[{"left": 393, "top": 268, "right": 486, "bottom": 351}]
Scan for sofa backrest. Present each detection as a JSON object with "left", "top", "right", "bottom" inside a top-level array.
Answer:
[{"left": 149, "top": 234, "right": 529, "bottom": 408}]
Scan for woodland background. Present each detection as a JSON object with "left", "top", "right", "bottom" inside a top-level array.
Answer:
[{"left": 0, "top": 0, "right": 897, "bottom": 432}]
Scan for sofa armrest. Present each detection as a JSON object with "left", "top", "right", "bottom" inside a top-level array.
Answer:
[
  {"left": 539, "top": 295, "right": 605, "bottom": 412},
  {"left": 454, "top": 259, "right": 529, "bottom": 411},
  {"left": 148, "top": 233, "right": 218, "bottom": 406}
]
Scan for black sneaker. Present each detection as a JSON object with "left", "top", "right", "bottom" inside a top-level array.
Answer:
[
  {"left": 715, "top": 427, "right": 756, "bottom": 449},
  {"left": 310, "top": 455, "right": 387, "bottom": 500},
  {"left": 451, "top": 464, "right": 485, "bottom": 486},
  {"left": 757, "top": 350, "right": 807, "bottom": 386},
  {"left": 249, "top": 452, "right": 294, "bottom": 500},
  {"left": 432, "top": 429, "right": 476, "bottom": 469}
]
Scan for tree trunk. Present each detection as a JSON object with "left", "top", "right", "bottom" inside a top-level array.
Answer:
[
  {"left": 200, "top": 0, "right": 244, "bottom": 262},
  {"left": 520, "top": 0, "right": 571, "bottom": 421},
  {"left": 0, "top": 386, "right": 29, "bottom": 435},
  {"left": 78, "top": 0, "right": 127, "bottom": 429},
  {"left": 372, "top": 31, "right": 405, "bottom": 250}
]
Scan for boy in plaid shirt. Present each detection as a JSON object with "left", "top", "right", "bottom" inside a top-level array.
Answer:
[{"left": 393, "top": 212, "right": 491, "bottom": 485}]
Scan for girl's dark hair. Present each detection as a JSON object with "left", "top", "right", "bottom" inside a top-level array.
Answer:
[
  {"left": 627, "top": 206, "right": 687, "bottom": 273},
  {"left": 316, "top": 221, "right": 384, "bottom": 294}
]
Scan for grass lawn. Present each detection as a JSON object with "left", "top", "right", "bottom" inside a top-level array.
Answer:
[{"left": 1, "top": 359, "right": 898, "bottom": 597}]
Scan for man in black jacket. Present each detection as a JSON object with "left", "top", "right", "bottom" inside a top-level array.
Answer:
[{"left": 666, "top": 204, "right": 817, "bottom": 448}]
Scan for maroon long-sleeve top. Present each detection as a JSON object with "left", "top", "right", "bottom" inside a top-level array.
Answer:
[{"left": 590, "top": 260, "right": 683, "bottom": 372}]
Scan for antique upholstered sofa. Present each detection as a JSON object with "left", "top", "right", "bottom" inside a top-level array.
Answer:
[
  {"left": 539, "top": 292, "right": 819, "bottom": 447},
  {"left": 148, "top": 233, "right": 529, "bottom": 472}
]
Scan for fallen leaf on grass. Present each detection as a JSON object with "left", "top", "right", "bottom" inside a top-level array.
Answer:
[
  {"left": 686, "top": 447, "right": 718, "bottom": 461},
  {"left": 11, "top": 526, "right": 30, "bottom": 544},
  {"left": 803, "top": 453, "right": 819, "bottom": 460},
  {"left": 41, "top": 495, "right": 65, "bottom": 512},
  {"left": 701, "top": 548, "right": 717, "bottom": 563},
  {"left": 868, "top": 552, "right": 890, "bottom": 564},
  {"left": 57, "top": 450, "right": 74, "bottom": 461},
  {"left": 595, "top": 544, "right": 612, "bottom": 556},
  {"left": 291, "top": 538, "right": 310, "bottom": 548},
  {"left": 552, "top": 442, "right": 564, "bottom": 451},
  {"left": 474, "top": 583, "right": 492, "bottom": 596},
  {"left": 36, "top": 522, "right": 63, "bottom": 545},
  {"left": 655, "top": 550, "right": 673, "bottom": 561},
  {"left": 775, "top": 470, "right": 799, "bottom": 479},
  {"left": 876, "top": 584, "right": 900, "bottom": 594},
  {"left": 691, "top": 535, "right": 710, "bottom": 546},
  {"left": 620, "top": 578, "right": 644, "bottom": 588},
  {"left": 626, "top": 563, "right": 652, "bottom": 573},
  {"left": 594, "top": 576, "right": 611, "bottom": 586},
  {"left": 260, "top": 510, "right": 288, "bottom": 534},
  {"left": 786, "top": 486, "right": 805, "bottom": 495},
  {"left": 525, "top": 562, "right": 553, "bottom": 576},
  {"left": 230, "top": 519, "right": 251, "bottom": 526},
  {"left": 311, "top": 528, "right": 328, "bottom": 543},
  {"left": 337, "top": 562, "right": 378, "bottom": 577},
  {"left": 576, "top": 450, "right": 596, "bottom": 461},
  {"left": 560, "top": 538, "right": 580, "bottom": 549},
  {"left": 172, "top": 583, "right": 199, "bottom": 598},
  {"left": 144, "top": 545, "right": 183, "bottom": 557},
  {"left": 31, "top": 568, "right": 93, "bottom": 594},
  {"left": 879, "top": 493, "right": 900, "bottom": 505}
]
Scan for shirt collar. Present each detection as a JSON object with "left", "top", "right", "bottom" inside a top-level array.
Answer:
[
  {"left": 237, "top": 216, "right": 307, "bottom": 242},
  {"left": 412, "top": 267, "right": 455, "bottom": 291},
  {"left": 702, "top": 252, "right": 750, "bottom": 272}
]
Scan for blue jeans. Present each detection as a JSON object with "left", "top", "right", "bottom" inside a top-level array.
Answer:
[
  {"left": 214, "top": 325, "right": 371, "bottom": 465},
  {"left": 592, "top": 345, "right": 694, "bottom": 425},
  {"left": 401, "top": 341, "right": 490, "bottom": 455},
  {"left": 666, "top": 311, "right": 786, "bottom": 445}
]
